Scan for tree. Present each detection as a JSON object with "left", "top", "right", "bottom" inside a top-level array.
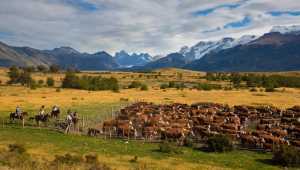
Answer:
[
  {"left": 128, "top": 81, "right": 142, "bottom": 89},
  {"left": 38, "top": 79, "right": 44, "bottom": 86},
  {"left": 37, "top": 65, "right": 48, "bottom": 72},
  {"left": 19, "top": 71, "right": 34, "bottom": 86},
  {"left": 272, "top": 145, "right": 300, "bottom": 167},
  {"left": 46, "top": 77, "right": 55, "bottom": 87},
  {"left": 207, "top": 135, "right": 233, "bottom": 152},
  {"left": 7, "top": 66, "right": 35, "bottom": 87},
  {"left": 140, "top": 84, "right": 148, "bottom": 91},
  {"left": 62, "top": 71, "right": 80, "bottom": 89},
  {"left": 49, "top": 64, "right": 60, "bottom": 73},
  {"left": 230, "top": 73, "right": 242, "bottom": 88},
  {"left": 7, "top": 66, "right": 20, "bottom": 84}
]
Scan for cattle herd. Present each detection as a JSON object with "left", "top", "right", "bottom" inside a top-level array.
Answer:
[{"left": 102, "top": 102, "right": 300, "bottom": 150}]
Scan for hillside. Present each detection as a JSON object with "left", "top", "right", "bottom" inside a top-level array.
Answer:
[
  {"left": 185, "top": 32, "right": 300, "bottom": 72},
  {"left": 0, "top": 42, "right": 119, "bottom": 70}
]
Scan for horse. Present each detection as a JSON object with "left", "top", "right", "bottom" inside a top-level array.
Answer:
[
  {"left": 9, "top": 112, "right": 28, "bottom": 121},
  {"left": 88, "top": 128, "right": 101, "bottom": 136},
  {"left": 34, "top": 114, "right": 50, "bottom": 126},
  {"left": 64, "top": 116, "right": 80, "bottom": 134},
  {"left": 50, "top": 109, "right": 60, "bottom": 119}
]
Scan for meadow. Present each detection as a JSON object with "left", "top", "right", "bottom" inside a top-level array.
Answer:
[
  {"left": 0, "top": 126, "right": 284, "bottom": 170},
  {"left": 0, "top": 67, "right": 300, "bottom": 169}
]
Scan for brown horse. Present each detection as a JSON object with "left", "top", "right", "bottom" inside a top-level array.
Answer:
[
  {"left": 10, "top": 112, "right": 28, "bottom": 121},
  {"left": 50, "top": 109, "right": 60, "bottom": 119},
  {"left": 34, "top": 114, "right": 50, "bottom": 126}
]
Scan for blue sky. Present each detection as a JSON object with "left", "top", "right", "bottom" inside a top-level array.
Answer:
[
  {"left": 0, "top": 0, "right": 300, "bottom": 55},
  {"left": 62, "top": 0, "right": 98, "bottom": 12}
]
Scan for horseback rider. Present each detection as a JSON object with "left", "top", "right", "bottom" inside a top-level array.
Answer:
[
  {"left": 71, "top": 111, "right": 77, "bottom": 120},
  {"left": 52, "top": 105, "right": 59, "bottom": 112},
  {"left": 66, "top": 110, "right": 73, "bottom": 125},
  {"left": 15, "top": 106, "right": 22, "bottom": 117},
  {"left": 39, "top": 105, "right": 46, "bottom": 119}
]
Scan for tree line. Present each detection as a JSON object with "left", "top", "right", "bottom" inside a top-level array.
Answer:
[
  {"left": 62, "top": 72, "right": 119, "bottom": 92},
  {"left": 7, "top": 66, "right": 119, "bottom": 92},
  {"left": 205, "top": 72, "right": 300, "bottom": 90}
]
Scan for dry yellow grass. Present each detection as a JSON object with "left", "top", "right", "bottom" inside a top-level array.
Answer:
[
  {"left": 0, "top": 86, "right": 300, "bottom": 115},
  {"left": 1, "top": 67, "right": 300, "bottom": 116}
]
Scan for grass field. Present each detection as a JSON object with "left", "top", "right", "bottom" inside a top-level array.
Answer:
[
  {"left": 0, "top": 86, "right": 300, "bottom": 118},
  {"left": 1, "top": 67, "right": 300, "bottom": 169},
  {"left": 0, "top": 126, "right": 283, "bottom": 170}
]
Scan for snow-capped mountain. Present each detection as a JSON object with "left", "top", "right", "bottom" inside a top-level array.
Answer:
[
  {"left": 179, "top": 35, "right": 258, "bottom": 61},
  {"left": 271, "top": 25, "right": 300, "bottom": 35},
  {"left": 115, "top": 50, "right": 153, "bottom": 68}
]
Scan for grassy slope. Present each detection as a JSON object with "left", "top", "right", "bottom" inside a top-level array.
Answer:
[{"left": 0, "top": 126, "right": 280, "bottom": 170}]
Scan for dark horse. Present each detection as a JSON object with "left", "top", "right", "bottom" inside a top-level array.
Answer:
[
  {"left": 9, "top": 112, "right": 28, "bottom": 121},
  {"left": 35, "top": 114, "right": 50, "bottom": 126},
  {"left": 50, "top": 109, "right": 60, "bottom": 119}
]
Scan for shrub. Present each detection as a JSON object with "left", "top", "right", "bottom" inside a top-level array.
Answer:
[
  {"left": 175, "top": 82, "right": 186, "bottom": 90},
  {"left": 8, "top": 144, "right": 26, "bottom": 154},
  {"left": 250, "top": 88, "right": 258, "bottom": 92},
  {"left": 7, "top": 66, "right": 21, "bottom": 84},
  {"left": 129, "top": 156, "right": 138, "bottom": 163},
  {"left": 207, "top": 135, "right": 233, "bottom": 152},
  {"left": 29, "top": 79, "right": 38, "bottom": 90},
  {"left": 128, "top": 81, "right": 142, "bottom": 89},
  {"left": 38, "top": 79, "right": 44, "bottom": 85},
  {"left": 158, "top": 142, "right": 173, "bottom": 153},
  {"left": 85, "top": 154, "right": 98, "bottom": 164},
  {"left": 160, "top": 84, "right": 169, "bottom": 89},
  {"left": 272, "top": 145, "right": 300, "bottom": 167},
  {"left": 265, "top": 87, "right": 275, "bottom": 92},
  {"left": 140, "top": 84, "right": 148, "bottom": 91},
  {"left": 158, "top": 142, "right": 182, "bottom": 154},
  {"left": 52, "top": 153, "right": 82, "bottom": 165},
  {"left": 47, "top": 77, "right": 55, "bottom": 87},
  {"left": 49, "top": 64, "right": 60, "bottom": 73},
  {"left": 183, "top": 137, "right": 194, "bottom": 147},
  {"left": 195, "top": 83, "right": 221, "bottom": 91},
  {"left": 37, "top": 65, "right": 48, "bottom": 72}
]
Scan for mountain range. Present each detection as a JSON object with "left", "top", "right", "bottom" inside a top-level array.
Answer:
[
  {"left": 115, "top": 50, "right": 153, "bottom": 68},
  {"left": 1, "top": 25, "right": 300, "bottom": 72}
]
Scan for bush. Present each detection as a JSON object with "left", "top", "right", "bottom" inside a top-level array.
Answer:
[
  {"left": 128, "top": 81, "right": 142, "bottom": 89},
  {"left": 53, "top": 153, "right": 82, "bottom": 165},
  {"left": 129, "top": 156, "right": 138, "bottom": 163},
  {"left": 158, "top": 142, "right": 182, "bottom": 154},
  {"left": 272, "top": 145, "right": 300, "bottom": 167},
  {"left": 250, "top": 88, "right": 258, "bottom": 92},
  {"left": 49, "top": 64, "right": 60, "bottom": 73},
  {"left": 195, "top": 83, "right": 222, "bottom": 91},
  {"left": 8, "top": 144, "right": 26, "bottom": 154},
  {"left": 38, "top": 79, "right": 44, "bottom": 85},
  {"left": 37, "top": 65, "right": 48, "bottom": 72},
  {"left": 160, "top": 83, "right": 169, "bottom": 89},
  {"left": 207, "top": 135, "right": 233, "bottom": 152},
  {"left": 265, "top": 87, "right": 275, "bottom": 92},
  {"left": 7, "top": 66, "right": 21, "bottom": 84},
  {"left": 140, "top": 84, "right": 148, "bottom": 91},
  {"left": 183, "top": 137, "right": 194, "bottom": 147},
  {"left": 46, "top": 77, "right": 55, "bottom": 87},
  {"left": 85, "top": 154, "right": 98, "bottom": 164}
]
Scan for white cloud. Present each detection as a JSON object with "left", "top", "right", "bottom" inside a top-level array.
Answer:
[{"left": 0, "top": 0, "right": 299, "bottom": 56}]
